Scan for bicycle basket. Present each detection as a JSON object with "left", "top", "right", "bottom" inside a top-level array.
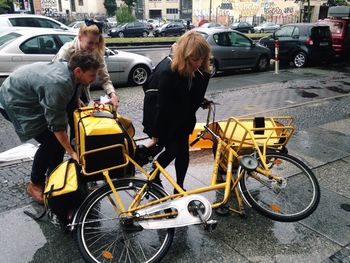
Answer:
[
  {"left": 73, "top": 106, "right": 136, "bottom": 181},
  {"left": 219, "top": 116, "right": 294, "bottom": 152}
]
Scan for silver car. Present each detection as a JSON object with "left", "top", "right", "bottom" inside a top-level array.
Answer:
[
  {"left": 0, "top": 29, "right": 153, "bottom": 86},
  {"left": 0, "top": 14, "right": 70, "bottom": 31},
  {"left": 254, "top": 22, "right": 280, "bottom": 33},
  {"left": 192, "top": 28, "right": 271, "bottom": 75}
]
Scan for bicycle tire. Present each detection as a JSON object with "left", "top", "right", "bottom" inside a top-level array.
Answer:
[
  {"left": 238, "top": 152, "right": 320, "bottom": 222},
  {"left": 76, "top": 178, "right": 174, "bottom": 263}
]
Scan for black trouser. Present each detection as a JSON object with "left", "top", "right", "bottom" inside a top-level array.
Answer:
[
  {"left": 156, "top": 136, "right": 189, "bottom": 188},
  {"left": 1, "top": 109, "right": 65, "bottom": 184},
  {"left": 31, "top": 130, "right": 65, "bottom": 184}
]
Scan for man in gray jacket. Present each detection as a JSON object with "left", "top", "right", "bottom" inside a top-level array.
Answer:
[{"left": 0, "top": 51, "right": 100, "bottom": 204}]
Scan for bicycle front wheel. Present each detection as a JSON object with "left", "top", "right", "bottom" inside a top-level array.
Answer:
[
  {"left": 76, "top": 179, "right": 174, "bottom": 263},
  {"left": 239, "top": 152, "right": 320, "bottom": 222}
]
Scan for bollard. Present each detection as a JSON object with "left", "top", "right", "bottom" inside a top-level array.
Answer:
[{"left": 274, "top": 39, "right": 279, "bottom": 74}]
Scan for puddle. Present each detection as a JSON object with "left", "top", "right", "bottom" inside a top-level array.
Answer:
[
  {"left": 326, "top": 86, "right": 349, "bottom": 94},
  {"left": 297, "top": 90, "right": 319, "bottom": 98},
  {"left": 340, "top": 203, "right": 350, "bottom": 212}
]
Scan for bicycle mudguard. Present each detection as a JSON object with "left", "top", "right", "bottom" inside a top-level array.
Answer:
[{"left": 137, "top": 194, "right": 212, "bottom": 229}]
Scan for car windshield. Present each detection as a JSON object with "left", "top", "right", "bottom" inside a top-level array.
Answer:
[
  {"left": 160, "top": 23, "right": 168, "bottom": 29},
  {"left": 68, "top": 22, "right": 77, "bottom": 27},
  {"left": 0, "top": 32, "right": 21, "bottom": 49},
  {"left": 196, "top": 31, "right": 209, "bottom": 40},
  {"left": 231, "top": 23, "right": 239, "bottom": 27},
  {"left": 117, "top": 23, "right": 127, "bottom": 28}
]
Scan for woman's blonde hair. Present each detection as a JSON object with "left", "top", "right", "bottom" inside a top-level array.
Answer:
[
  {"left": 171, "top": 31, "right": 211, "bottom": 77},
  {"left": 79, "top": 24, "right": 105, "bottom": 57}
]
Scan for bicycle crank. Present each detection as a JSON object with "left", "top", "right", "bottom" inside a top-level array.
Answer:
[{"left": 137, "top": 194, "right": 212, "bottom": 229}]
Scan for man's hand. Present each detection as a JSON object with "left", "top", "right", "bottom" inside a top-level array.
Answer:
[{"left": 109, "top": 92, "right": 119, "bottom": 111}]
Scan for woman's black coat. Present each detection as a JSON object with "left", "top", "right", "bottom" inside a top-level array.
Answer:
[{"left": 143, "top": 57, "right": 210, "bottom": 142}]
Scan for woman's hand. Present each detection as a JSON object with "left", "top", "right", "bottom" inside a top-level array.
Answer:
[{"left": 70, "top": 151, "right": 79, "bottom": 163}]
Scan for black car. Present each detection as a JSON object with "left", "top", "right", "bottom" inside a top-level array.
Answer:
[
  {"left": 230, "top": 22, "right": 255, "bottom": 33},
  {"left": 153, "top": 22, "right": 186, "bottom": 37},
  {"left": 259, "top": 23, "right": 335, "bottom": 68},
  {"left": 108, "top": 21, "right": 149, "bottom": 38}
]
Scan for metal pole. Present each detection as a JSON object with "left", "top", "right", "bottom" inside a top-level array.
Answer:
[
  {"left": 209, "top": 0, "right": 212, "bottom": 21},
  {"left": 274, "top": 39, "right": 279, "bottom": 74}
]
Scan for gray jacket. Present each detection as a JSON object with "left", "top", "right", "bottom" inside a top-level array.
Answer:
[
  {"left": 0, "top": 61, "right": 78, "bottom": 141},
  {"left": 54, "top": 37, "right": 115, "bottom": 101}
]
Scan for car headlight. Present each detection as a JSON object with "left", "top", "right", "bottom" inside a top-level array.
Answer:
[{"left": 110, "top": 29, "right": 116, "bottom": 33}]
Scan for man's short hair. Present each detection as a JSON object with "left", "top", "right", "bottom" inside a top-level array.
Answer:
[{"left": 69, "top": 51, "right": 100, "bottom": 72}]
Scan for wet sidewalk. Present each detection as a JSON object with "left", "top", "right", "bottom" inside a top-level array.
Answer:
[{"left": 0, "top": 66, "right": 350, "bottom": 263}]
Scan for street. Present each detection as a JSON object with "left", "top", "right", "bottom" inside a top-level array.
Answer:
[{"left": 0, "top": 50, "right": 349, "bottom": 263}]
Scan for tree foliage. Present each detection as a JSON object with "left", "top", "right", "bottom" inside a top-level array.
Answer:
[
  {"left": 328, "top": 0, "right": 350, "bottom": 6},
  {"left": 104, "top": 0, "right": 117, "bottom": 17},
  {"left": 116, "top": 5, "right": 136, "bottom": 24},
  {"left": 0, "top": 0, "right": 12, "bottom": 14},
  {"left": 122, "top": 0, "right": 136, "bottom": 9}
]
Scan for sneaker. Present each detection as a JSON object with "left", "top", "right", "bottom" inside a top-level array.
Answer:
[{"left": 27, "top": 181, "right": 44, "bottom": 205}]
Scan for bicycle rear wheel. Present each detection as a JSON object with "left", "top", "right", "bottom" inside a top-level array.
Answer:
[
  {"left": 76, "top": 179, "right": 174, "bottom": 263},
  {"left": 239, "top": 152, "right": 320, "bottom": 222}
]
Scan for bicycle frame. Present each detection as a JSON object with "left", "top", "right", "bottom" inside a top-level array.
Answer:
[
  {"left": 73, "top": 104, "right": 295, "bottom": 226},
  {"left": 82, "top": 127, "right": 262, "bottom": 222}
]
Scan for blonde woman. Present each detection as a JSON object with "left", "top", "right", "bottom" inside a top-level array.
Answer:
[
  {"left": 142, "top": 31, "right": 211, "bottom": 191},
  {"left": 55, "top": 19, "right": 119, "bottom": 109}
]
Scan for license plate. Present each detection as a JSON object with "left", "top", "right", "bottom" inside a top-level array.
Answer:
[{"left": 319, "top": 42, "right": 329, "bottom": 46}]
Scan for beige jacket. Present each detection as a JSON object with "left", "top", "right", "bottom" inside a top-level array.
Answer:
[{"left": 54, "top": 37, "right": 115, "bottom": 101}]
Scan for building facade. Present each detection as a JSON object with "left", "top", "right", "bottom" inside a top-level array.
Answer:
[{"left": 25, "top": 0, "right": 332, "bottom": 25}]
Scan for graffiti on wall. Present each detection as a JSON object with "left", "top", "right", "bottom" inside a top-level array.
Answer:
[
  {"left": 41, "top": 0, "right": 58, "bottom": 17},
  {"left": 262, "top": 0, "right": 297, "bottom": 17}
]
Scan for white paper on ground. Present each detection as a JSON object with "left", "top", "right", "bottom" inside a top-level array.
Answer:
[{"left": 0, "top": 143, "right": 38, "bottom": 162}]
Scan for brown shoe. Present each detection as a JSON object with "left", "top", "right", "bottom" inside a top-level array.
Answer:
[{"left": 27, "top": 181, "right": 44, "bottom": 204}]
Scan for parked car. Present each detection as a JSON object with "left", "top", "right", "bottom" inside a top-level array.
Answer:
[
  {"left": 147, "top": 18, "right": 165, "bottom": 30},
  {"left": 319, "top": 6, "right": 350, "bottom": 56},
  {"left": 254, "top": 22, "right": 280, "bottom": 33},
  {"left": 200, "top": 22, "right": 225, "bottom": 29},
  {"left": 173, "top": 19, "right": 195, "bottom": 30},
  {"left": 67, "top": 20, "right": 84, "bottom": 33},
  {"left": 108, "top": 21, "right": 149, "bottom": 38},
  {"left": 0, "top": 14, "right": 70, "bottom": 31},
  {"left": 198, "top": 19, "right": 209, "bottom": 27},
  {"left": 192, "top": 27, "right": 271, "bottom": 75},
  {"left": 153, "top": 22, "right": 185, "bottom": 37},
  {"left": 0, "top": 29, "right": 153, "bottom": 86},
  {"left": 230, "top": 22, "right": 255, "bottom": 33},
  {"left": 259, "top": 23, "right": 335, "bottom": 68},
  {"left": 106, "top": 17, "right": 117, "bottom": 28}
]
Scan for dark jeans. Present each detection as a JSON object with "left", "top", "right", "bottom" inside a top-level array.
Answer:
[
  {"left": 1, "top": 108, "right": 65, "bottom": 184},
  {"left": 0, "top": 108, "right": 10, "bottom": 121},
  {"left": 156, "top": 136, "right": 189, "bottom": 188},
  {"left": 31, "top": 130, "right": 65, "bottom": 184}
]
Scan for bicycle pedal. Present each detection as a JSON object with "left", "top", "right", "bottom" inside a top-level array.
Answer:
[{"left": 203, "top": 220, "right": 218, "bottom": 231}]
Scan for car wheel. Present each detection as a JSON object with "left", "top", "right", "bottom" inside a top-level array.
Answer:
[
  {"left": 255, "top": 55, "right": 270, "bottom": 71},
  {"left": 142, "top": 31, "right": 148, "bottom": 37},
  {"left": 128, "top": 65, "right": 150, "bottom": 86},
  {"left": 293, "top": 51, "right": 307, "bottom": 68},
  {"left": 248, "top": 29, "right": 252, "bottom": 34},
  {"left": 260, "top": 29, "right": 264, "bottom": 33},
  {"left": 118, "top": 32, "right": 124, "bottom": 38}
]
